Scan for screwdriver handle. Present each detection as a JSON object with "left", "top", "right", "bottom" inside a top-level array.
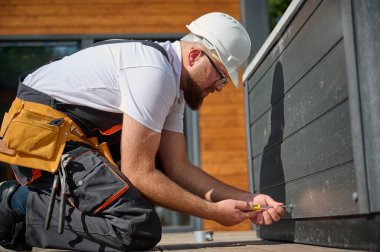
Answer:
[
  {"left": 250, "top": 204, "right": 288, "bottom": 211},
  {"left": 251, "top": 204, "right": 263, "bottom": 211}
]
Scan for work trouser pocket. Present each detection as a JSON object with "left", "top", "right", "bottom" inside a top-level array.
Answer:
[{"left": 64, "top": 145, "right": 129, "bottom": 214}]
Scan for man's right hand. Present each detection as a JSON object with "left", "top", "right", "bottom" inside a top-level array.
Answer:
[{"left": 212, "top": 199, "right": 256, "bottom": 226}]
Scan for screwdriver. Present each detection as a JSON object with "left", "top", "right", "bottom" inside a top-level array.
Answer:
[{"left": 250, "top": 204, "right": 290, "bottom": 211}]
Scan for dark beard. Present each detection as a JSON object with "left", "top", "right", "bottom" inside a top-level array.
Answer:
[{"left": 183, "top": 74, "right": 204, "bottom": 110}]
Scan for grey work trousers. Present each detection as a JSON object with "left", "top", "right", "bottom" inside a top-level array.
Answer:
[{"left": 14, "top": 143, "right": 162, "bottom": 251}]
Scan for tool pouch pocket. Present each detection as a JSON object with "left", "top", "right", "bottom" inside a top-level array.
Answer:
[
  {"left": 0, "top": 107, "right": 69, "bottom": 173},
  {"left": 64, "top": 144, "right": 129, "bottom": 214},
  {"left": 3, "top": 110, "right": 60, "bottom": 159}
]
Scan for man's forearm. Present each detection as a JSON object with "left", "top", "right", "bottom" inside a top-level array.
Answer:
[
  {"left": 124, "top": 165, "right": 218, "bottom": 220},
  {"left": 164, "top": 162, "right": 253, "bottom": 203}
]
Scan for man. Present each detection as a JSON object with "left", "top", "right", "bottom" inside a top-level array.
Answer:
[{"left": 0, "top": 12, "right": 285, "bottom": 251}]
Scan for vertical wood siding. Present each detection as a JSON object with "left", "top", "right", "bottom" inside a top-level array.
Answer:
[{"left": 0, "top": 0, "right": 250, "bottom": 231}]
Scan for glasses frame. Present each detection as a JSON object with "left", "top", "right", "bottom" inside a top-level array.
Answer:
[{"left": 202, "top": 51, "right": 228, "bottom": 88}]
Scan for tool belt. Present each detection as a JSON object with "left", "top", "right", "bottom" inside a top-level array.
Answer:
[
  {"left": 0, "top": 97, "right": 129, "bottom": 233},
  {"left": 0, "top": 97, "right": 117, "bottom": 174}
]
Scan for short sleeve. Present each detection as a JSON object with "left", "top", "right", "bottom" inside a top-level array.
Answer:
[
  {"left": 118, "top": 67, "right": 176, "bottom": 132},
  {"left": 163, "top": 93, "right": 185, "bottom": 133}
]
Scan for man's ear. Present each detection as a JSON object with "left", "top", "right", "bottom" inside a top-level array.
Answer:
[{"left": 188, "top": 48, "right": 202, "bottom": 67}]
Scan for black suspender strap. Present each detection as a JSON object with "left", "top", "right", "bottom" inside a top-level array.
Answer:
[{"left": 88, "top": 39, "right": 169, "bottom": 62}]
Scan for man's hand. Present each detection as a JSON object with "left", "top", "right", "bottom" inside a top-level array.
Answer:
[
  {"left": 212, "top": 199, "right": 256, "bottom": 226},
  {"left": 248, "top": 194, "right": 285, "bottom": 225}
]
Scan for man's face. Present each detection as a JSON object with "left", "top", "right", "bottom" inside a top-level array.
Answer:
[{"left": 183, "top": 51, "right": 228, "bottom": 110}]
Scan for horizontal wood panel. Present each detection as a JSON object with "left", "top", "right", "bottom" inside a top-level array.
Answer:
[
  {"left": 199, "top": 117, "right": 245, "bottom": 128},
  {"left": 0, "top": 4, "right": 237, "bottom": 16},
  {"left": 250, "top": 40, "right": 348, "bottom": 157},
  {"left": 202, "top": 91, "right": 244, "bottom": 104},
  {"left": 213, "top": 174, "right": 249, "bottom": 190},
  {"left": 0, "top": 1, "right": 239, "bottom": 35},
  {"left": 259, "top": 161, "right": 358, "bottom": 218},
  {"left": 252, "top": 100, "right": 353, "bottom": 188},
  {"left": 201, "top": 138, "right": 246, "bottom": 151},
  {"left": 200, "top": 104, "right": 245, "bottom": 116},
  {"left": 202, "top": 162, "right": 247, "bottom": 175},
  {"left": 200, "top": 127, "right": 246, "bottom": 139},
  {"left": 201, "top": 150, "right": 246, "bottom": 163},
  {"left": 0, "top": 27, "right": 187, "bottom": 35},
  {"left": 248, "top": 0, "right": 343, "bottom": 123},
  {"left": 5, "top": 0, "right": 238, "bottom": 4},
  {"left": 0, "top": 16, "right": 194, "bottom": 27}
]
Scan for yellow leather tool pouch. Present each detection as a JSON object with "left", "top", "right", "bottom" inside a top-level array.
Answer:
[{"left": 0, "top": 98, "right": 70, "bottom": 173}]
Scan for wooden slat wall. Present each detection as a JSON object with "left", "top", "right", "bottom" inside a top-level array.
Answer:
[
  {"left": 0, "top": 0, "right": 239, "bottom": 35},
  {"left": 0, "top": 0, "right": 250, "bottom": 231}
]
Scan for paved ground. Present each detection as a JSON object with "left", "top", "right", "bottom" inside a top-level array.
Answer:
[
  {"left": 8, "top": 230, "right": 366, "bottom": 252},
  {"left": 156, "top": 231, "right": 367, "bottom": 252}
]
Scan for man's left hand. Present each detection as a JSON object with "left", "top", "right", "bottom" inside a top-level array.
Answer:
[{"left": 248, "top": 194, "right": 285, "bottom": 225}]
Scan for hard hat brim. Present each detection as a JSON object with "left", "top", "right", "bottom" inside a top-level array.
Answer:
[{"left": 228, "top": 68, "right": 240, "bottom": 89}]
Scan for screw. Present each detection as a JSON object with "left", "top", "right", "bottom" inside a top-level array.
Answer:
[{"left": 352, "top": 192, "right": 358, "bottom": 202}]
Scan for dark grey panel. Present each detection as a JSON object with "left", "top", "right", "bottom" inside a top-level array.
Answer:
[
  {"left": 243, "top": 0, "right": 379, "bottom": 247},
  {"left": 257, "top": 214, "right": 380, "bottom": 251},
  {"left": 252, "top": 100, "right": 353, "bottom": 189},
  {"left": 352, "top": 0, "right": 380, "bottom": 212},
  {"left": 260, "top": 162, "right": 358, "bottom": 218},
  {"left": 247, "top": 0, "right": 321, "bottom": 91},
  {"left": 341, "top": 0, "right": 370, "bottom": 214},
  {"left": 248, "top": 0, "right": 343, "bottom": 123},
  {"left": 250, "top": 40, "right": 348, "bottom": 158}
]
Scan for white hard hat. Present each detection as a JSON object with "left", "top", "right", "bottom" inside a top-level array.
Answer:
[{"left": 186, "top": 12, "right": 251, "bottom": 88}]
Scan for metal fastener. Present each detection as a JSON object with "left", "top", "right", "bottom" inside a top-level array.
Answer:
[{"left": 352, "top": 192, "right": 358, "bottom": 202}]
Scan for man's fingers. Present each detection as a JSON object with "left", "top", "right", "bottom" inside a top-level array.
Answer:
[
  {"left": 267, "top": 208, "right": 281, "bottom": 222},
  {"left": 274, "top": 205, "right": 286, "bottom": 217},
  {"left": 240, "top": 210, "right": 256, "bottom": 221},
  {"left": 264, "top": 195, "right": 284, "bottom": 208},
  {"left": 261, "top": 211, "right": 273, "bottom": 225},
  {"left": 235, "top": 200, "right": 252, "bottom": 211},
  {"left": 253, "top": 213, "right": 265, "bottom": 225}
]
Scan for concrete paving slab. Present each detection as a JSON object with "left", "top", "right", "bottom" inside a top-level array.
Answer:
[
  {"left": 157, "top": 231, "right": 369, "bottom": 252},
  {"left": 1, "top": 230, "right": 370, "bottom": 251}
]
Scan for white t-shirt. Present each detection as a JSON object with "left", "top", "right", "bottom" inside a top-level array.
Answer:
[{"left": 22, "top": 40, "right": 184, "bottom": 133}]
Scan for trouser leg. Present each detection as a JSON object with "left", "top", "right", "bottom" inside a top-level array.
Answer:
[
  {"left": 26, "top": 185, "right": 161, "bottom": 251},
  {"left": 22, "top": 144, "right": 162, "bottom": 251}
]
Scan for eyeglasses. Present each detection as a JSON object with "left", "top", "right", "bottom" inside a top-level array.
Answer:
[{"left": 202, "top": 52, "right": 228, "bottom": 88}]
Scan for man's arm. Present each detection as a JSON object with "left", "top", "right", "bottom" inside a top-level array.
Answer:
[
  {"left": 120, "top": 114, "right": 256, "bottom": 226},
  {"left": 158, "top": 129, "right": 250, "bottom": 202},
  {"left": 158, "top": 129, "right": 285, "bottom": 225}
]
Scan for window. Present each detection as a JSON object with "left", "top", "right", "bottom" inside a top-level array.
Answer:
[{"left": 0, "top": 40, "right": 80, "bottom": 121}]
